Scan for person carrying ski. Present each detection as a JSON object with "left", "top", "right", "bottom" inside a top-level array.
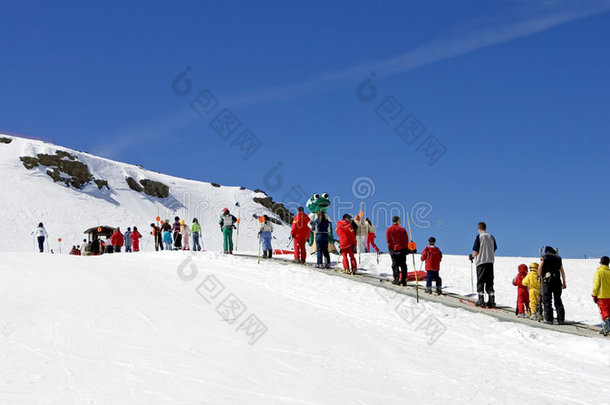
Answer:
[
  {"left": 311, "top": 211, "right": 332, "bottom": 268},
  {"left": 131, "top": 226, "right": 142, "bottom": 252},
  {"left": 111, "top": 227, "right": 124, "bottom": 253},
  {"left": 386, "top": 216, "right": 410, "bottom": 286},
  {"left": 32, "top": 222, "right": 48, "bottom": 253},
  {"left": 124, "top": 227, "right": 132, "bottom": 253},
  {"left": 365, "top": 218, "right": 379, "bottom": 253},
  {"left": 353, "top": 214, "right": 368, "bottom": 254},
  {"left": 180, "top": 220, "right": 190, "bottom": 250},
  {"left": 421, "top": 237, "right": 442, "bottom": 294},
  {"left": 151, "top": 223, "right": 163, "bottom": 251},
  {"left": 259, "top": 215, "right": 274, "bottom": 259},
  {"left": 470, "top": 222, "right": 497, "bottom": 308},
  {"left": 336, "top": 214, "right": 358, "bottom": 274},
  {"left": 172, "top": 217, "right": 182, "bottom": 250},
  {"left": 522, "top": 262, "right": 541, "bottom": 320},
  {"left": 219, "top": 208, "right": 237, "bottom": 254},
  {"left": 592, "top": 256, "right": 610, "bottom": 335},
  {"left": 512, "top": 264, "right": 530, "bottom": 317},
  {"left": 291, "top": 207, "right": 311, "bottom": 264},
  {"left": 162, "top": 228, "right": 173, "bottom": 251},
  {"left": 191, "top": 218, "right": 202, "bottom": 251},
  {"left": 539, "top": 246, "right": 567, "bottom": 325}
]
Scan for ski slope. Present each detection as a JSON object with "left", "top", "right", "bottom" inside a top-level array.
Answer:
[
  {"left": 1, "top": 251, "right": 609, "bottom": 404},
  {"left": 0, "top": 134, "right": 290, "bottom": 253}
]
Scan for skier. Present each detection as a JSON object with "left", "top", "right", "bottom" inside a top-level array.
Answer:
[
  {"left": 421, "top": 237, "right": 443, "bottom": 294},
  {"left": 291, "top": 207, "right": 311, "bottom": 264},
  {"left": 80, "top": 239, "right": 87, "bottom": 255},
  {"left": 469, "top": 222, "right": 498, "bottom": 308},
  {"left": 111, "top": 227, "right": 124, "bottom": 253},
  {"left": 32, "top": 222, "right": 48, "bottom": 253},
  {"left": 191, "top": 218, "right": 202, "bottom": 251},
  {"left": 259, "top": 215, "right": 274, "bottom": 259},
  {"left": 150, "top": 223, "right": 163, "bottom": 251},
  {"left": 365, "top": 218, "right": 380, "bottom": 253},
  {"left": 180, "top": 220, "right": 190, "bottom": 250},
  {"left": 522, "top": 263, "right": 541, "bottom": 320},
  {"left": 592, "top": 256, "right": 610, "bottom": 335},
  {"left": 311, "top": 211, "right": 332, "bottom": 268},
  {"left": 336, "top": 214, "right": 358, "bottom": 274},
  {"left": 162, "top": 228, "right": 173, "bottom": 251},
  {"left": 538, "top": 246, "right": 567, "bottom": 324},
  {"left": 386, "top": 216, "right": 409, "bottom": 286},
  {"left": 104, "top": 237, "right": 113, "bottom": 254},
  {"left": 124, "top": 227, "right": 132, "bottom": 253},
  {"left": 172, "top": 217, "right": 182, "bottom": 250},
  {"left": 512, "top": 264, "right": 530, "bottom": 317},
  {"left": 219, "top": 208, "right": 237, "bottom": 254},
  {"left": 353, "top": 214, "right": 368, "bottom": 254},
  {"left": 131, "top": 226, "right": 142, "bottom": 252}
]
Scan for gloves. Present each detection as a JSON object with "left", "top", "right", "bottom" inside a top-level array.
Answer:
[
  {"left": 468, "top": 254, "right": 474, "bottom": 262},
  {"left": 353, "top": 246, "right": 357, "bottom": 254},
  {"left": 593, "top": 296, "right": 598, "bottom": 304}
]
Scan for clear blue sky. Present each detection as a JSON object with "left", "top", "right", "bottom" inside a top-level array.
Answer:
[{"left": 2, "top": 0, "right": 610, "bottom": 257}]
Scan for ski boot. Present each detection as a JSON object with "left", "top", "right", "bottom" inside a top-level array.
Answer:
[
  {"left": 603, "top": 318, "right": 610, "bottom": 336},
  {"left": 425, "top": 287, "right": 432, "bottom": 294},
  {"left": 268, "top": 250, "right": 273, "bottom": 259},
  {"left": 475, "top": 293, "right": 485, "bottom": 307},
  {"left": 262, "top": 251, "right": 268, "bottom": 259},
  {"left": 392, "top": 279, "right": 400, "bottom": 285},
  {"left": 486, "top": 294, "right": 496, "bottom": 309},
  {"left": 436, "top": 287, "right": 442, "bottom": 296}
]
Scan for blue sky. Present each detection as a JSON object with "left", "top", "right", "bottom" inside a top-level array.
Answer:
[{"left": 2, "top": 0, "right": 610, "bottom": 257}]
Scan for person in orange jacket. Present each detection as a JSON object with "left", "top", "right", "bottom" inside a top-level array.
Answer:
[
  {"left": 336, "top": 213, "right": 358, "bottom": 274},
  {"left": 131, "top": 226, "right": 142, "bottom": 252},
  {"left": 513, "top": 264, "right": 530, "bottom": 317},
  {"left": 291, "top": 207, "right": 311, "bottom": 264}
]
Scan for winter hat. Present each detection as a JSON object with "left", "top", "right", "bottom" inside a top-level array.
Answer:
[
  {"left": 222, "top": 208, "right": 229, "bottom": 213},
  {"left": 544, "top": 246, "right": 557, "bottom": 254},
  {"left": 600, "top": 256, "right": 610, "bottom": 266},
  {"left": 518, "top": 264, "right": 528, "bottom": 274},
  {"left": 529, "top": 262, "right": 539, "bottom": 270},
  {"left": 428, "top": 237, "right": 436, "bottom": 244},
  {"left": 175, "top": 216, "right": 180, "bottom": 221}
]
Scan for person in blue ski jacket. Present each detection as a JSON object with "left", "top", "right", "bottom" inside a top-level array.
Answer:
[
  {"left": 162, "top": 229, "right": 173, "bottom": 251},
  {"left": 311, "top": 211, "right": 333, "bottom": 268},
  {"left": 258, "top": 215, "right": 274, "bottom": 259}
]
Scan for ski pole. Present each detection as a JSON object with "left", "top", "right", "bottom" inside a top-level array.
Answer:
[
  {"left": 405, "top": 212, "right": 419, "bottom": 303},
  {"left": 470, "top": 260, "right": 474, "bottom": 295},
  {"left": 257, "top": 234, "right": 262, "bottom": 264},
  {"left": 235, "top": 202, "right": 241, "bottom": 251}
]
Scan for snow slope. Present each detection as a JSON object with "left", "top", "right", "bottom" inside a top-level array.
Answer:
[
  {"left": 0, "top": 135, "right": 290, "bottom": 252},
  {"left": 1, "top": 251, "right": 609, "bottom": 404}
]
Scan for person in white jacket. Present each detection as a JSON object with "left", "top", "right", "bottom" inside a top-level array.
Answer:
[{"left": 32, "top": 222, "right": 48, "bottom": 253}]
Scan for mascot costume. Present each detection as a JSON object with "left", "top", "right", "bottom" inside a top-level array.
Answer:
[{"left": 306, "top": 193, "right": 337, "bottom": 254}]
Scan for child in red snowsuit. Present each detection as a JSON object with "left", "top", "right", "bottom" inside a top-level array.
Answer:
[
  {"left": 421, "top": 237, "right": 442, "bottom": 294},
  {"left": 513, "top": 264, "right": 530, "bottom": 317},
  {"left": 291, "top": 207, "right": 311, "bottom": 263},
  {"left": 336, "top": 214, "right": 358, "bottom": 274}
]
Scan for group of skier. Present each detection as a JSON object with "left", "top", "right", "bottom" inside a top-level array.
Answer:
[{"left": 30, "top": 209, "right": 610, "bottom": 334}]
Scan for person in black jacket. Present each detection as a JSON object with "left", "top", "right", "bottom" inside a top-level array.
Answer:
[{"left": 538, "top": 246, "right": 567, "bottom": 324}]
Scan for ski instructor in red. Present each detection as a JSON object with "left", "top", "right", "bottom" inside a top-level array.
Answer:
[
  {"left": 386, "top": 216, "right": 410, "bottom": 286},
  {"left": 291, "top": 207, "right": 311, "bottom": 263},
  {"left": 336, "top": 213, "right": 358, "bottom": 274}
]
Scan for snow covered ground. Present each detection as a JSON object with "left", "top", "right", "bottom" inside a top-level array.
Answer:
[
  {"left": 1, "top": 251, "right": 609, "bottom": 404},
  {"left": 0, "top": 134, "right": 291, "bottom": 253}
]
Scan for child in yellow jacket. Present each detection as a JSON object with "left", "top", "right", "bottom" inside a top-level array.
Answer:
[
  {"left": 522, "top": 262, "right": 541, "bottom": 320},
  {"left": 592, "top": 256, "right": 610, "bottom": 336}
]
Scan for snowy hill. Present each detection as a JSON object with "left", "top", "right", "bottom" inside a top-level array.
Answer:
[
  {"left": 0, "top": 134, "right": 291, "bottom": 252},
  {"left": 1, "top": 251, "right": 609, "bottom": 403}
]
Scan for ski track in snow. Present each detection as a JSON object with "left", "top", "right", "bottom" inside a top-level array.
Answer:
[{"left": 1, "top": 252, "right": 610, "bottom": 404}]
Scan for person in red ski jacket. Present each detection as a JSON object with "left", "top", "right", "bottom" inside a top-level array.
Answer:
[
  {"left": 111, "top": 228, "right": 124, "bottom": 253},
  {"left": 421, "top": 237, "right": 443, "bottom": 294},
  {"left": 131, "top": 226, "right": 142, "bottom": 252},
  {"left": 336, "top": 214, "right": 358, "bottom": 274},
  {"left": 513, "top": 264, "right": 530, "bottom": 317},
  {"left": 386, "top": 216, "right": 410, "bottom": 286},
  {"left": 291, "top": 207, "right": 311, "bottom": 263}
]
